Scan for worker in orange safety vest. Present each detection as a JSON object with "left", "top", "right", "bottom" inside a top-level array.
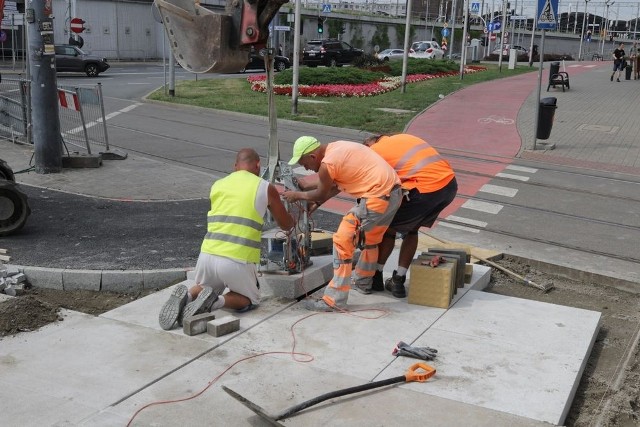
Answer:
[
  {"left": 282, "top": 136, "right": 403, "bottom": 311},
  {"left": 360, "top": 134, "right": 457, "bottom": 298}
]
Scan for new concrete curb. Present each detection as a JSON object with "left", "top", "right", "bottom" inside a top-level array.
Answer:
[{"left": 8, "top": 264, "right": 190, "bottom": 293}]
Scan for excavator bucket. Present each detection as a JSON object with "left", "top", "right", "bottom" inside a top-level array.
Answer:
[{"left": 155, "top": 0, "right": 289, "bottom": 74}]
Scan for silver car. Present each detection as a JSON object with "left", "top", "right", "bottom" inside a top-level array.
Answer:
[
  {"left": 409, "top": 41, "right": 445, "bottom": 59},
  {"left": 375, "top": 48, "right": 405, "bottom": 61}
]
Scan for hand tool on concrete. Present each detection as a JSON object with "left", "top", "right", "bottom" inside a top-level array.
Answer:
[
  {"left": 475, "top": 254, "right": 554, "bottom": 292},
  {"left": 223, "top": 362, "right": 436, "bottom": 425},
  {"left": 392, "top": 341, "right": 438, "bottom": 361}
]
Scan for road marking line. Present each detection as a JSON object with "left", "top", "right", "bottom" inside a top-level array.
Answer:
[
  {"left": 479, "top": 184, "right": 518, "bottom": 197},
  {"left": 65, "top": 103, "right": 142, "bottom": 134},
  {"left": 462, "top": 199, "right": 503, "bottom": 214},
  {"left": 506, "top": 165, "right": 537, "bottom": 173},
  {"left": 496, "top": 172, "right": 530, "bottom": 181},
  {"left": 446, "top": 215, "right": 488, "bottom": 227},
  {"left": 438, "top": 222, "right": 481, "bottom": 233}
]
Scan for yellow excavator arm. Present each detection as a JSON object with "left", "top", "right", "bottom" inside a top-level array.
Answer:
[{"left": 155, "top": 0, "right": 289, "bottom": 73}]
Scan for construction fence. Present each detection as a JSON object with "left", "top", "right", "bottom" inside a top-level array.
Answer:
[{"left": 0, "top": 78, "right": 123, "bottom": 159}]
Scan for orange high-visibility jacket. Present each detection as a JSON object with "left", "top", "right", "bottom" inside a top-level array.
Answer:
[{"left": 371, "top": 134, "right": 455, "bottom": 193}]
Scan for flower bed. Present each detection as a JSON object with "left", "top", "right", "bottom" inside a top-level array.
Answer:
[{"left": 247, "top": 66, "right": 487, "bottom": 97}]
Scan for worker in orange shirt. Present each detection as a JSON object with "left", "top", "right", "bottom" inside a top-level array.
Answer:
[
  {"left": 282, "top": 136, "right": 403, "bottom": 311},
  {"left": 360, "top": 134, "right": 457, "bottom": 298}
]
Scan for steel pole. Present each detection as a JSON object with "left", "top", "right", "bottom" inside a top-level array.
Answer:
[
  {"left": 27, "top": 0, "right": 63, "bottom": 173},
  {"left": 291, "top": 0, "right": 301, "bottom": 114},
  {"left": 578, "top": 0, "right": 588, "bottom": 60}
]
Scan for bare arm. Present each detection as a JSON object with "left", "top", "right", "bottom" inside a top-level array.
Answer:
[
  {"left": 282, "top": 165, "right": 338, "bottom": 204},
  {"left": 267, "top": 184, "right": 295, "bottom": 230}
]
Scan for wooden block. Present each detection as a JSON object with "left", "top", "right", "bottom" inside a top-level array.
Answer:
[
  {"left": 408, "top": 260, "right": 455, "bottom": 308},
  {"left": 426, "top": 249, "right": 466, "bottom": 288},
  {"left": 465, "top": 264, "right": 473, "bottom": 283},
  {"left": 418, "top": 252, "right": 458, "bottom": 296}
]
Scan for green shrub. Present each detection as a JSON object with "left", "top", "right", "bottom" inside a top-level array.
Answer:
[
  {"left": 385, "top": 58, "right": 458, "bottom": 76},
  {"left": 352, "top": 53, "right": 384, "bottom": 68},
  {"left": 274, "top": 66, "right": 386, "bottom": 85}
]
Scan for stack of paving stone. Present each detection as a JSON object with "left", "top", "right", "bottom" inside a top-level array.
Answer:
[{"left": 0, "top": 250, "right": 27, "bottom": 296}]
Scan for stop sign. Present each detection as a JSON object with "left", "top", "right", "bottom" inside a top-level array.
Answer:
[{"left": 70, "top": 18, "right": 85, "bottom": 34}]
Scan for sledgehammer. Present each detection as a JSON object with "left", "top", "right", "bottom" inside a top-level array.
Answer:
[{"left": 223, "top": 362, "right": 436, "bottom": 425}]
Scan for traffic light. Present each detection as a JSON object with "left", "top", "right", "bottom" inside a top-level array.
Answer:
[{"left": 317, "top": 17, "right": 323, "bottom": 34}]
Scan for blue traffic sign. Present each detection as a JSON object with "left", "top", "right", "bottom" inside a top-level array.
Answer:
[
  {"left": 322, "top": 3, "right": 332, "bottom": 13},
  {"left": 442, "top": 28, "right": 450, "bottom": 37},
  {"left": 470, "top": 2, "right": 480, "bottom": 15},
  {"left": 537, "top": 0, "right": 558, "bottom": 30},
  {"left": 487, "top": 21, "right": 501, "bottom": 33}
]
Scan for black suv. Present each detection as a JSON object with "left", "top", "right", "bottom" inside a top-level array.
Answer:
[{"left": 302, "top": 39, "right": 364, "bottom": 67}]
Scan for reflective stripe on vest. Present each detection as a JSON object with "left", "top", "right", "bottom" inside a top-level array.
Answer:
[{"left": 201, "top": 171, "right": 264, "bottom": 263}]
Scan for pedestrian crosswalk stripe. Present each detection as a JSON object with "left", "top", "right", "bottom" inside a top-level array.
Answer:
[
  {"left": 496, "top": 172, "right": 530, "bottom": 181},
  {"left": 506, "top": 165, "right": 538, "bottom": 173},
  {"left": 446, "top": 215, "right": 488, "bottom": 227},
  {"left": 479, "top": 184, "right": 518, "bottom": 197},
  {"left": 438, "top": 222, "right": 481, "bottom": 233},
  {"left": 462, "top": 199, "right": 503, "bottom": 214}
]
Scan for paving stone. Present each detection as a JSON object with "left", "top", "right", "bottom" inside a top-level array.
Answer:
[
  {"left": 207, "top": 315, "right": 240, "bottom": 337},
  {"left": 143, "top": 269, "right": 187, "bottom": 290},
  {"left": 183, "top": 312, "right": 216, "bottom": 336}
]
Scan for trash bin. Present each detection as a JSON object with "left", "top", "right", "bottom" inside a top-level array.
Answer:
[
  {"left": 536, "top": 97, "right": 557, "bottom": 140},
  {"left": 625, "top": 65, "right": 632, "bottom": 80}
]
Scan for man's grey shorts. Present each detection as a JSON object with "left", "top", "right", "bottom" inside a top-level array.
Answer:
[{"left": 194, "top": 252, "right": 260, "bottom": 304}]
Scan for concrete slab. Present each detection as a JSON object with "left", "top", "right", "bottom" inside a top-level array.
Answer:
[
  {"left": 260, "top": 255, "right": 334, "bottom": 299},
  {"left": 0, "top": 262, "right": 600, "bottom": 427}
]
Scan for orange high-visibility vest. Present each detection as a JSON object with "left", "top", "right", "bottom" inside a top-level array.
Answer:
[{"left": 371, "top": 134, "right": 454, "bottom": 193}]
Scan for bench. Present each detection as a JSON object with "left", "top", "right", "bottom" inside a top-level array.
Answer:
[{"left": 547, "top": 61, "right": 570, "bottom": 92}]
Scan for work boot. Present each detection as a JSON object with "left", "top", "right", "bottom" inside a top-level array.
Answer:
[
  {"left": 385, "top": 271, "right": 407, "bottom": 298},
  {"left": 182, "top": 287, "right": 219, "bottom": 322},
  {"left": 158, "top": 284, "right": 188, "bottom": 330},
  {"left": 371, "top": 270, "right": 385, "bottom": 292}
]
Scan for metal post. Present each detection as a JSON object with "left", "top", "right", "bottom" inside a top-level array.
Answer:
[
  {"left": 169, "top": 50, "right": 175, "bottom": 97},
  {"left": 498, "top": 0, "right": 507, "bottom": 71},
  {"left": 449, "top": 0, "right": 457, "bottom": 59},
  {"left": 291, "top": 0, "right": 301, "bottom": 114},
  {"left": 27, "top": 0, "right": 63, "bottom": 173},
  {"left": 401, "top": 0, "right": 413, "bottom": 93},
  {"left": 533, "top": 30, "right": 545, "bottom": 151},
  {"left": 97, "top": 83, "right": 110, "bottom": 152},
  {"left": 578, "top": 0, "right": 589, "bottom": 60},
  {"left": 460, "top": 0, "right": 469, "bottom": 78}
]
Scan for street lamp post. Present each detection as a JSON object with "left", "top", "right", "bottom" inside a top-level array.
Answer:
[
  {"left": 577, "top": 0, "right": 590, "bottom": 60},
  {"left": 601, "top": 0, "right": 614, "bottom": 56}
]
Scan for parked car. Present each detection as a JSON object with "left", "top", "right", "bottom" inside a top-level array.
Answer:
[
  {"left": 375, "top": 48, "right": 405, "bottom": 61},
  {"left": 54, "top": 45, "right": 110, "bottom": 77},
  {"left": 302, "top": 39, "right": 364, "bottom": 67},
  {"left": 241, "top": 52, "right": 291, "bottom": 72},
  {"left": 409, "top": 41, "right": 445, "bottom": 59},
  {"left": 491, "top": 45, "right": 529, "bottom": 56}
]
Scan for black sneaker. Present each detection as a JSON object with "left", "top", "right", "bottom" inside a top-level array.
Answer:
[
  {"left": 617, "top": 78, "right": 620, "bottom": 82},
  {"left": 372, "top": 270, "right": 384, "bottom": 292},
  {"left": 182, "top": 287, "right": 219, "bottom": 321},
  {"left": 158, "top": 284, "right": 188, "bottom": 330},
  {"left": 385, "top": 271, "right": 407, "bottom": 298},
  {"left": 611, "top": 74, "right": 614, "bottom": 81}
]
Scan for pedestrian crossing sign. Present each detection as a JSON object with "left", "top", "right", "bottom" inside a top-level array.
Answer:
[
  {"left": 471, "top": 2, "right": 480, "bottom": 16},
  {"left": 537, "top": 0, "right": 558, "bottom": 30}
]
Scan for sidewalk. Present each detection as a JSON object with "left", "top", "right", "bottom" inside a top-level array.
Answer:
[{"left": 0, "top": 60, "right": 636, "bottom": 426}]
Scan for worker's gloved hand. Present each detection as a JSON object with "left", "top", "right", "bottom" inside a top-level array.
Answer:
[{"left": 392, "top": 341, "right": 438, "bottom": 361}]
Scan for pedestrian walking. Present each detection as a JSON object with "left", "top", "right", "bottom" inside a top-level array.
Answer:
[
  {"left": 282, "top": 136, "right": 403, "bottom": 311},
  {"left": 158, "top": 148, "right": 294, "bottom": 330},
  {"left": 611, "top": 43, "right": 625, "bottom": 82}
]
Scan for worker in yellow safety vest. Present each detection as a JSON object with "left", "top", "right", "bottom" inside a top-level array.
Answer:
[{"left": 159, "top": 148, "right": 294, "bottom": 330}]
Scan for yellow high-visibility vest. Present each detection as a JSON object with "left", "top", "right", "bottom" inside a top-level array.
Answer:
[{"left": 201, "top": 170, "right": 264, "bottom": 263}]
